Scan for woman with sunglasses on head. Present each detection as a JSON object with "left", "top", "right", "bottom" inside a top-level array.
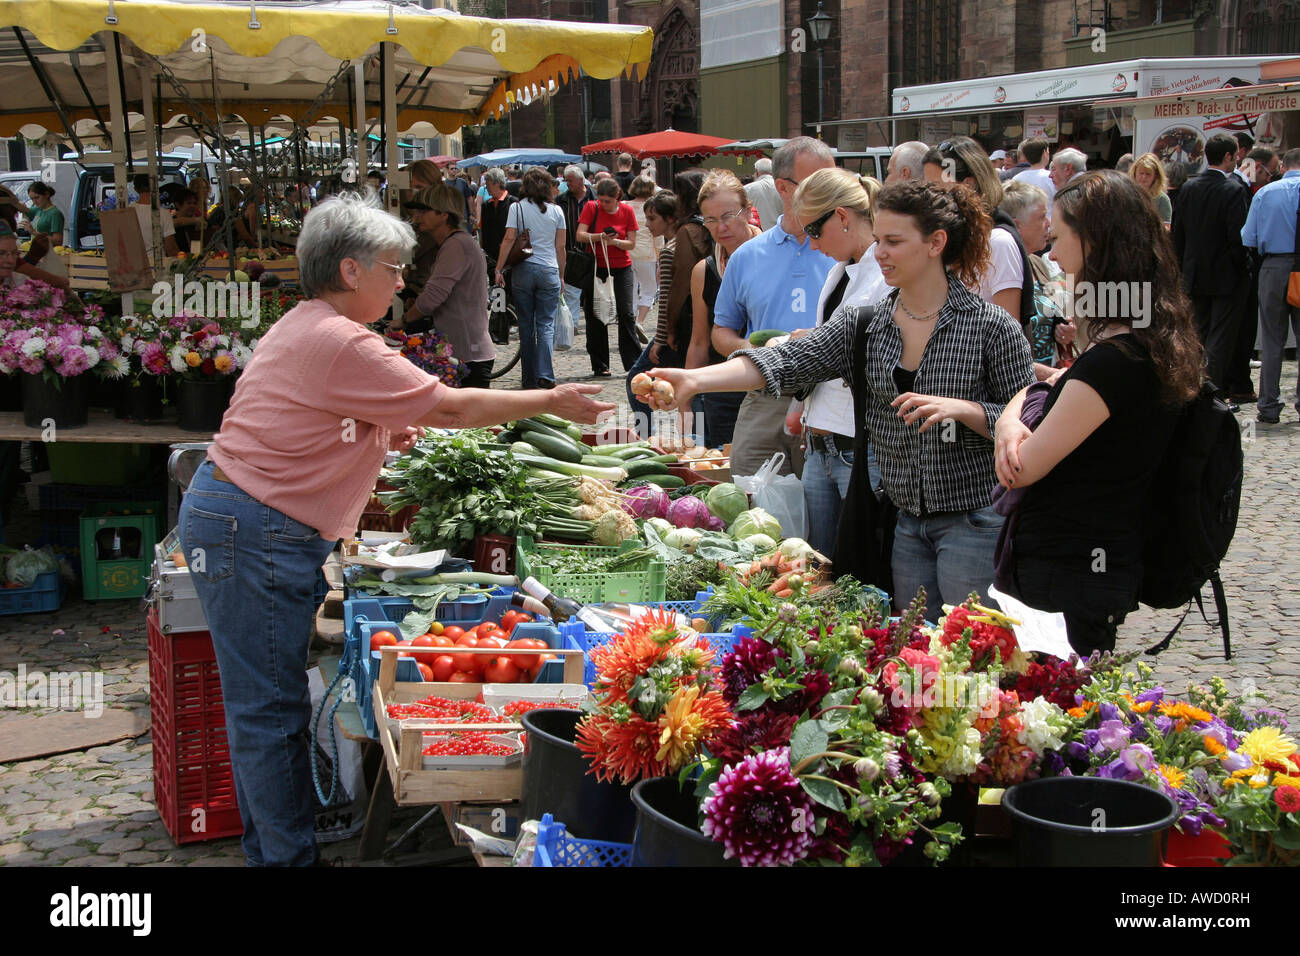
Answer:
[
  {"left": 787, "top": 167, "right": 890, "bottom": 559},
  {"left": 576, "top": 178, "right": 640, "bottom": 376},
  {"left": 924, "top": 137, "right": 1053, "bottom": 381},
  {"left": 686, "top": 170, "right": 763, "bottom": 448},
  {"left": 391, "top": 184, "right": 495, "bottom": 388},
  {"left": 648, "top": 180, "right": 1035, "bottom": 614},
  {"left": 993, "top": 171, "right": 1204, "bottom": 657}
]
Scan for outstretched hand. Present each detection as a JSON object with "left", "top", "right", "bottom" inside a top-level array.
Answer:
[{"left": 547, "top": 382, "right": 616, "bottom": 424}]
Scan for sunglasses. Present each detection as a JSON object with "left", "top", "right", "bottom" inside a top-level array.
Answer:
[
  {"left": 802, "top": 208, "right": 836, "bottom": 240},
  {"left": 404, "top": 202, "right": 433, "bottom": 213}
]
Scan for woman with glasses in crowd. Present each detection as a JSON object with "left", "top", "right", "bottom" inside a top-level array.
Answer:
[{"left": 648, "top": 180, "right": 1035, "bottom": 613}]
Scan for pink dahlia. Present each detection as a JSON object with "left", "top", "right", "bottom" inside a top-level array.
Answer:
[
  {"left": 701, "top": 746, "right": 815, "bottom": 867},
  {"left": 708, "top": 710, "right": 798, "bottom": 767},
  {"left": 719, "top": 637, "right": 781, "bottom": 706}
]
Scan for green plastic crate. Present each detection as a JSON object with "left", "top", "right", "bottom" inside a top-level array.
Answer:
[
  {"left": 79, "top": 502, "right": 161, "bottom": 600},
  {"left": 515, "top": 535, "right": 666, "bottom": 604}
]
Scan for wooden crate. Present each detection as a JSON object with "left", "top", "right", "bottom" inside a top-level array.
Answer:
[
  {"left": 200, "top": 258, "right": 299, "bottom": 287},
  {"left": 59, "top": 252, "right": 180, "bottom": 291},
  {"left": 372, "top": 644, "right": 586, "bottom": 807}
]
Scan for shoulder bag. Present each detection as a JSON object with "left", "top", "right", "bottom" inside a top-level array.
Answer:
[{"left": 502, "top": 202, "right": 533, "bottom": 271}]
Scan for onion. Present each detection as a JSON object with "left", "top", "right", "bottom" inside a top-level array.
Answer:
[
  {"left": 651, "top": 379, "right": 675, "bottom": 404},
  {"left": 631, "top": 372, "right": 654, "bottom": 397}
]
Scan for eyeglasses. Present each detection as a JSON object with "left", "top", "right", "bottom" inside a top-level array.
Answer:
[
  {"left": 779, "top": 176, "right": 800, "bottom": 188},
  {"left": 373, "top": 260, "right": 405, "bottom": 279},
  {"left": 802, "top": 208, "right": 836, "bottom": 240},
  {"left": 701, "top": 210, "right": 747, "bottom": 228}
]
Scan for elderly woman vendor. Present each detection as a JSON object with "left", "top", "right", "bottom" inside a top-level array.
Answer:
[{"left": 178, "top": 192, "right": 612, "bottom": 867}]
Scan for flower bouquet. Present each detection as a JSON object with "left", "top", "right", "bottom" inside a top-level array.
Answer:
[
  {"left": 0, "top": 281, "right": 115, "bottom": 382},
  {"left": 167, "top": 314, "right": 252, "bottom": 381},
  {"left": 574, "top": 609, "right": 732, "bottom": 785},
  {"left": 396, "top": 329, "right": 462, "bottom": 387}
]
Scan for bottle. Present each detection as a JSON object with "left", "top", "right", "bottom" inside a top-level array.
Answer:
[
  {"left": 509, "top": 592, "right": 551, "bottom": 619},
  {"left": 96, "top": 527, "right": 124, "bottom": 561},
  {"left": 520, "top": 577, "right": 609, "bottom": 631}
]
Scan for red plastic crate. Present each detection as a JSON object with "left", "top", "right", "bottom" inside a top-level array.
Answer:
[
  {"left": 147, "top": 609, "right": 243, "bottom": 845},
  {"left": 357, "top": 479, "right": 419, "bottom": 534}
]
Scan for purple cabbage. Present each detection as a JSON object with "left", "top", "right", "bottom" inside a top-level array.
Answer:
[
  {"left": 622, "top": 484, "right": 670, "bottom": 520},
  {"left": 666, "top": 495, "right": 714, "bottom": 529},
  {"left": 705, "top": 514, "right": 726, "bottom": 532}
]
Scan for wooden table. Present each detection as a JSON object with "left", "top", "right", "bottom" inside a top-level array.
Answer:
[{"left": 0, "top": 409, "right": 211, "bottom": 443}]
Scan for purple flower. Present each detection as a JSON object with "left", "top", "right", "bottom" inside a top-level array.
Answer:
[
  {"left": 1097, "top": 758, "right": 1138, "bottom": 781},
  {"left": 1083, "top": 729, "right": 1101, "bottom": 750},
  {"left": 1041, "top": 751, "right": 1067, "bottom": 776},
  {"left": 700, "top": 747, "right": 816, "bottom": 867},
  {"left": 1135, "top": 687, "right": 1165, "bottom": 705},
  {"left": 1067, "top": 741, "right": 1090, "bottom": 761},
  {"left": 1098, "top": 701, "right": 1121, "bottom": 723},
  {"left": 1221, "top": 750, "right": 1251, "bottom": 773},
  {"left": 1119, "top": 743, "right": 1154, "bottom": 774},
  {"left": 1097, "top": 719, "right": 1129, "bottom": 752},
  {"left": 1153, "top": 715, "right": 1174, "bottom": 736},
  {"left": 1130, "top": 723, "right": 1149, "bottom": 742},
  {"left": 882, "top": 752, "right": 902, "bottom": 780}
]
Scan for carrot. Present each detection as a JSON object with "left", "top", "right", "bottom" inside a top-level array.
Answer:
[
  {"left": 806, "top": 583, "right": 830, "bottom": 595},
  {"left": 750, "top": 560, "right": 763, "bottom": 576},
  {"left": 774, "top": 588, "right": 794, "bottom": 598},
  {"left": 769, "top": 573, "right": 791, "bottom": 594},
  {"left": 789, "top": 558, "right": 807, "bottom": 572}
]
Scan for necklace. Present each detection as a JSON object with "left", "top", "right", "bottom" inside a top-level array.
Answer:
[{"left": 896, "top": 296, "right": 943, "bottom": 322}]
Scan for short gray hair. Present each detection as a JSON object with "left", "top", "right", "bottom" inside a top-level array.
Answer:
[
  {"left": 1052, "top": 148, "right": 1088, "bottom": 176},
  {"left": 891, "top": 141, "right": 930, "bottom": 180},
  {"left": 563, "top": 165, "right": 584, "bottom": 181},
  {"left": 999, "top": 179, "right": 1049, "bottom": 224},
  {"left": 484, "top": 167, "right": 507, "bottom": 187},
  {"left": 297, "top": 191, "right": 414, "bottom": 298},
  {"left": 754, "top": 157, "right": 773, "bottom": 177},
  {"left": 772, "top": 136, "right": 835, "bottom": 180}
]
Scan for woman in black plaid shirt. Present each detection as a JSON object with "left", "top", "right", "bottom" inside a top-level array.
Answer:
[{"left": 648, "top": 180, "right": 1034, "bottom": 614}]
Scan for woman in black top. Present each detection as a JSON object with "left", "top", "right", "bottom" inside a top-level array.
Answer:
[
  {"left": 993, "top": 171, "right": 1204, "bottom": 655},
  {"left": 649, "top": 181, "right": 1035, "bottom": 614}
]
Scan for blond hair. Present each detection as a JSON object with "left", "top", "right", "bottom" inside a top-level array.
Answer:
[
  {"left": 792, "top": 167, "right": 881, "bottom": 225},
  {"left": 1129, "top": 152, "right": 1168, "bottom": 198},
  {"left": 696, "top": 169, "right": 749, "bottom": 209},
  {"left": 403, "top": 159, "right": 444, "bottom": 190}
]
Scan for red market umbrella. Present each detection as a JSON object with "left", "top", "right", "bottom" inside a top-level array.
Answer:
[{"left": 581, "top": 129, "right": 742, "bottom": 160}]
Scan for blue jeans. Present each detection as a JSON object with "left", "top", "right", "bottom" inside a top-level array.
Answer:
[
  {"left": 891, "top": 504, "right": 1002, "bottom": 617},
  {"left": 511, "top": 260, "right": 560, "bottom": 387},
  {"left": 178, "top": 460, "right": 336, "bottom": 866},
  {"left": 802, "top": 439, "right": 883, "bottom": 557},
  {"left": 700, "top": 391, "right": 745, "bottom": 449}
]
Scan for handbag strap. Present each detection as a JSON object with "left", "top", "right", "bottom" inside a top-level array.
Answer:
[{"left": 1293, "top": 190, "right": 1300, "bottom": 272}]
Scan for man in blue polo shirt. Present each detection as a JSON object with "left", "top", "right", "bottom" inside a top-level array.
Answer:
[
  {"left": 712, "top": 136, "right": 836, "bottom": 478},
  {"left": 1241, "top": 147, "right": 1300, "bottom": 425}
]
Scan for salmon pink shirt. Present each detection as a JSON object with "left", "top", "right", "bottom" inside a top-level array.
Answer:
[{"left": 207, "top": 299, "right": 446, "bottom": 540}]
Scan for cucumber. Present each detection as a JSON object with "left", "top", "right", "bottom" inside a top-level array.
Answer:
[
  {"left": 581, "top": 455, "right": 625, "bottom": 468},
  {"left": 531, "top": 412, "right": 575, "bottom": 430},
  {"left": 564, "top": 423, "right": 586, "bottom": 442},
  {"left": 510, "top": 441, "right": 542, "bottom": 457},
  {"left": 641, "top": 474, "right": 686, "bottom": 488},
  {"left": 625, "top": 460, "right": 671, "bottom": 478},
  {"left": 748, "top": 329, "right": 787, "bottom": 347},
  {"left": 518, "top": 420, "right": 588, "bottom": 457},
  {"left": 643, "top": 454, "right": 679, "bottom": 464},
  {"left": 523, "top": 431, "right": 583, "bottom": 463}
]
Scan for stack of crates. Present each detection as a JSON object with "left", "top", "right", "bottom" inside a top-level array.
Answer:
[
  {"left": 80, "top": 501, "right": 161, "bottom": 600},
  {"left": 38, "top": 481, "right": 167, "bottom": 561},
  {"left": 147, "top": 608, "right": 242, "bottom": 844}
]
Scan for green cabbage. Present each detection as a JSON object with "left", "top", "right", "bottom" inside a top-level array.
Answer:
[
  {"left": 730, "top": 508, "right": 781, "bottom": 542},
  {"left": 664, "top": 527, "right": 703, "bottom": 553},
  {"left": 704, "top": 482, "right": 749, "bottom": 526},
  {"left": 742, "top": 533, "right": 778, "bottom": 553}
]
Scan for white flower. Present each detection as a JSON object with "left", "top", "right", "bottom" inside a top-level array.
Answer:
[
  {"left": 1017, "top": 698, "right": 1069, "bottom": 756},
  {"left": 82, "top": 345, "right": 100, "bottom": 367},
  {"left": 169, "top": 345, "right": 188, "bottom": 372},
  {"left": 120, "top": 333, "right": 135, "bottom": 353},
  {"left": 86, "top": 325, "right": 103, "bottom": 340},
  {"left": 22, "top": 337, "right": 45, "bottom": 357},
  {"left": 102, "top": 354, "right": 130, "bottom": 379},
  {"left": 134, "top": 339, "right": 149, "bottom": 355},
  {"left": 215, "top": 334, "right": 230, "bottom": 348},
  {"left": 231, "top": 343, "right": 253, "bottom": 368}
]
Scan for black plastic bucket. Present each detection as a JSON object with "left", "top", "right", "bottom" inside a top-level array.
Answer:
[
  {"left": 630, "top": 776, "right": 738, "bottom": 867},
  {"left": 116, "top": 375, "right": 166, "bottom": 423},
  {"left": 520, "top": 709, "right": 637, "bottom": 843},
  {"left": 1002, "top": 777, "right": 1179, "bottom": 867},
  {"left": 21, "top": 372, "right": 88, "bottom": 429},
  {"left": 177, "top": 378, "right": 230, "bottom": 432}
]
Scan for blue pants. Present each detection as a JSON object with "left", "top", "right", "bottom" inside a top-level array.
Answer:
[
  {"left": 511, "top": 260, "right": 560, "bottom": 387},
  {"left": 891, "top": 504, "right": 1002, "bottom": 617},
  {"left": 178, "top": 461, "right": 336, "bottom": 866}
]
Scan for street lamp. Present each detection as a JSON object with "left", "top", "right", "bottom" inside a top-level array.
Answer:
[{"left": 807, "top": 1, "right": 833, "bottom": 137}]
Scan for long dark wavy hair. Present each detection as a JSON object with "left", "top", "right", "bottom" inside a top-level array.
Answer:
[
  {"left": 874, "top": 179, "right": 992, "bottom": 289},
  {"left": 1052, "top": 170, "right": 1204, "bottom": 404}
]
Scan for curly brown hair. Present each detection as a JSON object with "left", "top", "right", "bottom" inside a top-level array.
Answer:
[
  {"left": 874, "top": 179, "right": 991, "bottom": 289},
  {"left": 1052, "top": 170, "right": 1204, "bottom": 405}
]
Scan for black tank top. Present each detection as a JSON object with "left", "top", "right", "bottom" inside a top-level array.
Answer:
[{"left": 702, "top": 255, "right": 725, "bottom": 365}]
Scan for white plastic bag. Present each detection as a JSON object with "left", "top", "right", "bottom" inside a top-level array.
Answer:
[
  {"left": 554, "top": 296, "right": 575, "bottom": 351},
  {"left": 592, "top": 237, "right": 616, "bottom": 327},
  {"left": 309, "top": 669, "right": 368, "bottom": 844},
  {"left": 735, "top": 453, "right": 807, "bottom": 541}
]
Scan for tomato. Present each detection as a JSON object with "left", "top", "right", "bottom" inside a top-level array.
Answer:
[
  {"left": 430, "top": 654, "right": 457, "bottom": 682},
  {"left": 451, "top": 636, "right": 486, "bottom": 675},
  {"left": 448, "top": 671, "right": 476, "bottom": 683},
  {"left": 427, "top": 620, "right": 445, "bottom": 636},
  {"left": 411, "top": 635, "right": 438, "bottom": 648},
  {"left": 505, "top": 637, "right": 546, "bottom": 670},
  {"left": 369, "top": 630, "right": 399, "bottom": 651},
  {"left": 475, "top": 634, "right": 505, "bottom": 651},
  {"left": 416, "top": 662, "right": 435, "bottom": 682},
  {"left": 484, "top": 657, "right": 522, "bottom": 684},
  {"left": 441, "top": 625, "right": 466, "bottom": 642},
  {"left": 473, "top": 622, "right": 500, "bottom": 638},
  {"left": 396, "top": 640, "right": 415, "bottom": 659}
]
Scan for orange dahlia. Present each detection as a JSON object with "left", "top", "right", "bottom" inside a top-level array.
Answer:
[
  {"left": 590, "top": 630, "right": 672, "bottom": 704},
  {"left": 655, "top": 685, "right": 731, "bottom": 771},
  {"left": 1157, "top": 701, "right": 1213, "bottom": 723},
  {"left": 575, "top": 712, "right": 668, "bottom": 784}
]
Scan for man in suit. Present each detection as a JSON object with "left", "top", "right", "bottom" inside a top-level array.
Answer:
[{"left": 1172, "top": 133, "right": 1252, "bottom": 410}]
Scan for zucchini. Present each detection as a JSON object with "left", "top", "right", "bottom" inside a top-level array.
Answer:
[
  {"left": 518, "top": 419, "right": 589, "bottom": 456},
  {"left": 608, "top": 446, "right": 652, "bottom": 461},
  {"left": 643, "top": 454, "right": 679, "bottom": 464},
  {"left": 531, "top": 412, "right": 576, "bottom": 430},
  {"left": 522, "top": 431, "right": 584, "bottom": 463},
  {"left": 748, "top": 329, "right": 786, "bottom": 347},
  {"left": 581, "top": 455, "right": 626, "bottom": 468},
  {"left": 625, "top": 459, "right": 671, "bottom": 478},
  {"left": 564, "top": 423, "right": 586, "bottom": 442},
  {"left": 510, "top": 441, "right": 542, "bottom": 457},
  {"left": 641, "top": 474, "right": 686, "bottom": 488}
]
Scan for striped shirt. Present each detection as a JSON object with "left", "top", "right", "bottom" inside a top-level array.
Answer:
[{"left": 737, "top": 272, "right": 1035, "bottom": 516}]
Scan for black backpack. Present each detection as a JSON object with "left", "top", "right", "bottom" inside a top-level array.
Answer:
[{"left": 1140, "top": 384, "right": 1243, "bottom": 659}]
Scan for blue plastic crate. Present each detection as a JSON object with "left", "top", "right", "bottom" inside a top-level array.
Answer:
[
  {"left": 533, "top": 814, "right": 631, "bottom": 867},
  {"left": 0, "top": 570, "right": 64, "bottom": 616},
  {"left": 560, "top": 620, "right": 737, "bottom": 688}
]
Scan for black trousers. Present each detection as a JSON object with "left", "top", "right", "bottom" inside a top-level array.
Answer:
[
  {"left": 1192, "top": 283, "right": 1246, "bottom": 396},
  {"left": 1226, "top": 255, "right": 1261, "bottom": 395},
  {"left": 462, "top": 360, "right": 495, "bottom": 389},
  {"left": 1006, "top": 555, "right": 1138, "bottom": 658},
  {"left": 586, "top": 265, "right": 639, "bottom": 374}
]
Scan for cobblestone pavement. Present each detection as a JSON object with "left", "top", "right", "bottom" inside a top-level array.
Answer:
[{"left": 1, "top": 331, "right": 1295, "bottom": 866}]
